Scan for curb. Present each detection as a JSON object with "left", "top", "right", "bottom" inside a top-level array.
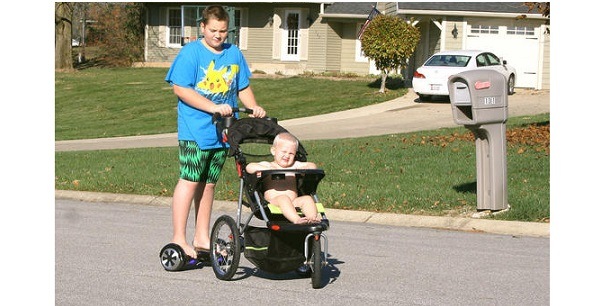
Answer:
[{"left": 55, "top": 190, "right": 549, "bottom": 238}]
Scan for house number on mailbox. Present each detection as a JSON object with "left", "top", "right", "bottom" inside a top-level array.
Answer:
[{"left": 483, "top": 96, "right": 496, "bottom": 105}]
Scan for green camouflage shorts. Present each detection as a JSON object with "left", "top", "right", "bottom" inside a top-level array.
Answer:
[{"left": 178, "top": 140, "right": 227, "bottom": 183}]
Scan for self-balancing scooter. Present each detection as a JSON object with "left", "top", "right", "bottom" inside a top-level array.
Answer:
[{"left": 159, "top": 243, "right": 210, "bottom": 271}]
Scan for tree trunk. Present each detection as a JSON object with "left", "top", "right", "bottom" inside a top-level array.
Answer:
[
  {"left": 379, "top": 72, "right": 387, "bottom": 93},
  {"left": 55, "top": 2, "right": 74, "bottom": 71}
]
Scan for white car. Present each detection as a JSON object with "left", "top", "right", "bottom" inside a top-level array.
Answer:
[{"left": 412, "top": 50, "right": 516, "bottom": 101}]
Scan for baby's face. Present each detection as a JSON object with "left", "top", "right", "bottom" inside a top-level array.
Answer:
[{"left": 272, "top": 140, "right": 297, "bottom": 168}]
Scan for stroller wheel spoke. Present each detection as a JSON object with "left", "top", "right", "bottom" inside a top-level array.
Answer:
[{"left": 210, "top": 215, "right": 241, "bottom": 280}]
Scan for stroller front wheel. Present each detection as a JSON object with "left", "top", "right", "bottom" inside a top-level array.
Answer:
[
  {"left": 210, "top": 215, "right": 241, "bottom": 280},
  {"left": 310, "top": 235, "right": 323, "bottom": 289}
]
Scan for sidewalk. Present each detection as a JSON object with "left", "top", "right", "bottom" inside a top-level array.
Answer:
[{"left": 55, "top": 89, "right": 550, "bottom": 237}]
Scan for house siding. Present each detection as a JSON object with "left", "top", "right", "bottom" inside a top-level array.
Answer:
[
  {"left": 245, "top": 27, "right": 273, "bottom": 63},
  {"left": 141, "top": 2, "right": 549, "bottom": 90},
  {"left": 307, "top": 17, "right": 329, "bottom": 72},
  {"left": 380, "top": 2, "right": 396, "bottom": 14},
  {"left": 146, "top": 25, "right": 178, "bottom": 62},
  {"left": 325, "top": 22, "right": 343, "bottom": 72},
  {"left": 443, "top": 17, "right": 463, "bottom": 51},
  {"left": 340, "top": 23, "right": 368, "bottom": 74},
  {"left": 541, "top": 27, "right": 550, "bottom": 90},
  {"left": 245, "top": 5, "right": 313, "bottom": 74}
]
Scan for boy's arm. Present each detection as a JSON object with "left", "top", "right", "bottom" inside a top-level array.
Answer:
[
  {"left": 238, "top": 86, "right": 266, "bottom": 118},
  {"left": 173, "top": 85, "right": 232, "bottom": 116}
]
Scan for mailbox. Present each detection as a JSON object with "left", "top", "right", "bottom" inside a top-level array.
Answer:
[
  {"left": 448, "top": 69, "right": 509, "bottom": 212},
  {"left": 448, "top": 69, "right": 508, "bottom": 126}
]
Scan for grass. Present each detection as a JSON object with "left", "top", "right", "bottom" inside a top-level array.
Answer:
[
  {"left": 55, "top": 68, "right": 549, "bottom": 222},
  {"left": 55, "top": 68, "right": 404, "bottom": 140}
]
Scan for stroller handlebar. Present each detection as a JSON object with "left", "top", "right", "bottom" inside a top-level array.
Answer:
[{"left": 212, "top": 107, "right": 254, "bottom": 125}]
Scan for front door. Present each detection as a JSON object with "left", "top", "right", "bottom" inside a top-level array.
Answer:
[{"left": 281, "top": 10, "right": 300, "bottom": 61}]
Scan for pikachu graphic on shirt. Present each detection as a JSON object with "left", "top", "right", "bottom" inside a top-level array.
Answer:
[{"left": 197, "top": 61, "right": 239, "bottom": 97}]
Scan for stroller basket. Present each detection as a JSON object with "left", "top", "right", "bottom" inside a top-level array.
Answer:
[{"left": 244, "top": 225, "right": 307, "bottom": 274}]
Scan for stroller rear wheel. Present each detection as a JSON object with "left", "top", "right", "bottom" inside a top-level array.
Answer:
[
  {"left": 210, "top": 215, "right": 241, "bottom": 280},
  {"left": 310, "top": 235, "right": 323, "bottom": 289}
]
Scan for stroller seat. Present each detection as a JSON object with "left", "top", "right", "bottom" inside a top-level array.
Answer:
[{"left": 250, "top": 169, "right": 330, "bottom": 232}]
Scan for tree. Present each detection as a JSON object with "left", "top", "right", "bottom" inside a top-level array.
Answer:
[
  {"left": 55, "top": 2, "right": 74, "bottom": 71},
  {"left": 361, "top": 14, "right": 421, "bottom": 93},
  {"left": 520, "top": 2, "right": 550, "bottom": 33},
  {"left": 523, "top": 2, "right": 550, "bottom": 18},
  {"left": 87, "top": 3, "right": 145, "bottom": 67}
]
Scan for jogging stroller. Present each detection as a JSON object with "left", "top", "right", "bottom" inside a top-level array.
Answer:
[{"left": 209, "top": 108, "right": 330, "bottom": 289}]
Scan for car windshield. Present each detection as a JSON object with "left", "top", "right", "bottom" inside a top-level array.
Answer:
[{"left": 424, "top": 55, "right": 470, "bottom": 67}]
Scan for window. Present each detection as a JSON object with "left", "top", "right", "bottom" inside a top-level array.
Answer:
[
  {"left": 286, "top": 13, "right": 299, "bottom": 55},
  {"left": 475, "top": 53, "right": 502, "bottom": 67},
  {"left": 424, "top": 55, "right": 470, "bottom": 67},
  {"left": 167, "top": 8, "right": 182, "bottom": 46},
  {"left": 231, "top": 9, "right": 242, "bottom": 46},
  {"left": 507, "top": 26, "right": 534, "bottom": 36},
  {"left": 470, "top": 25, "right": 499, "bottom": 35},
  {"left": 484, "top": 53, "right": 501, "bottom": 65},
  {"left": 475, "top": 54, "right": 487, "bottom": 67},
  {"left": 167, "top": 6, "right": 244, "bottom": 48}
]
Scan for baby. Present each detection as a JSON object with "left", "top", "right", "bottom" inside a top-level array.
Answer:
[{"left": 245, "top": 132, "right": 319, "bottom": 224}]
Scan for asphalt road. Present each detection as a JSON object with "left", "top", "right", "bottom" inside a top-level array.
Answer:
[{"left": 56, "top": 199, "right": 549, "bottom": 305}]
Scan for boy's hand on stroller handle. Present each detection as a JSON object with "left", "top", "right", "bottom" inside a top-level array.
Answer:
[
  {"left": 211, "top": 104, "right": 234, "bottom": 117},
  {"left": 248, "top": 105, "right": 266, "bottom": 118},
  {"left": 212, "top": 107, "right": 254, "bottom": 124}
]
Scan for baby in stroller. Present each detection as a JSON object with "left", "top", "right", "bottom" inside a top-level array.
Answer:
[
  {"left": 199, "top": 110, "right": 329, "bottom": 288},
  {"left": 245, "top": 132, "right": 320, "bottom": 224}
]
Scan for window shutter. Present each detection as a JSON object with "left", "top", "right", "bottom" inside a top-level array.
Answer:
[
  {"left": 300, "top": 8, "right": 309, "bottom": 60},
  {"left": 272, "top": 9, "right": 282, "bottom": 59},
  {"left": 239, "top": 8, "right": 249, "bottom": 50}
]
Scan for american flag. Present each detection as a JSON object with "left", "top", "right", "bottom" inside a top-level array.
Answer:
[{"left": 358, "top": 6, "right": 381, "bottom": 40}]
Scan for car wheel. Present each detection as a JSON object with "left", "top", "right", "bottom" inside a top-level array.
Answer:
[
  {"left": 417, "top": 94, "right": 428, "bottom": 102},
  {"left": 507, "top": 75, "right": 515, "bottom": 95}
]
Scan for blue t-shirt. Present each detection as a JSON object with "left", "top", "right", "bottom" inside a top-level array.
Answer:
[{"left": 165, "top": 40, "right": 252, "bottom": 149}]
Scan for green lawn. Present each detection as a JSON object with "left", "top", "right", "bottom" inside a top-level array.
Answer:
[{"left": 55, "top": 68, "right": 405, "bottom": 140}]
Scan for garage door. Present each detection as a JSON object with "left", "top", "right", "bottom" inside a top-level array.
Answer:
[{"left": 465, "top": 23, "right": 540, "bottom": 89}]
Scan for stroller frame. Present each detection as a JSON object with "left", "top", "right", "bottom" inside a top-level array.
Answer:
[{"left": 208, "top": 109, "right": 330, "bottom": 289}]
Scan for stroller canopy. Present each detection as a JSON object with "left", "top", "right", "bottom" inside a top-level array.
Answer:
[{"left": 226, "top": 118, "right": 307, "bottom": 162}]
